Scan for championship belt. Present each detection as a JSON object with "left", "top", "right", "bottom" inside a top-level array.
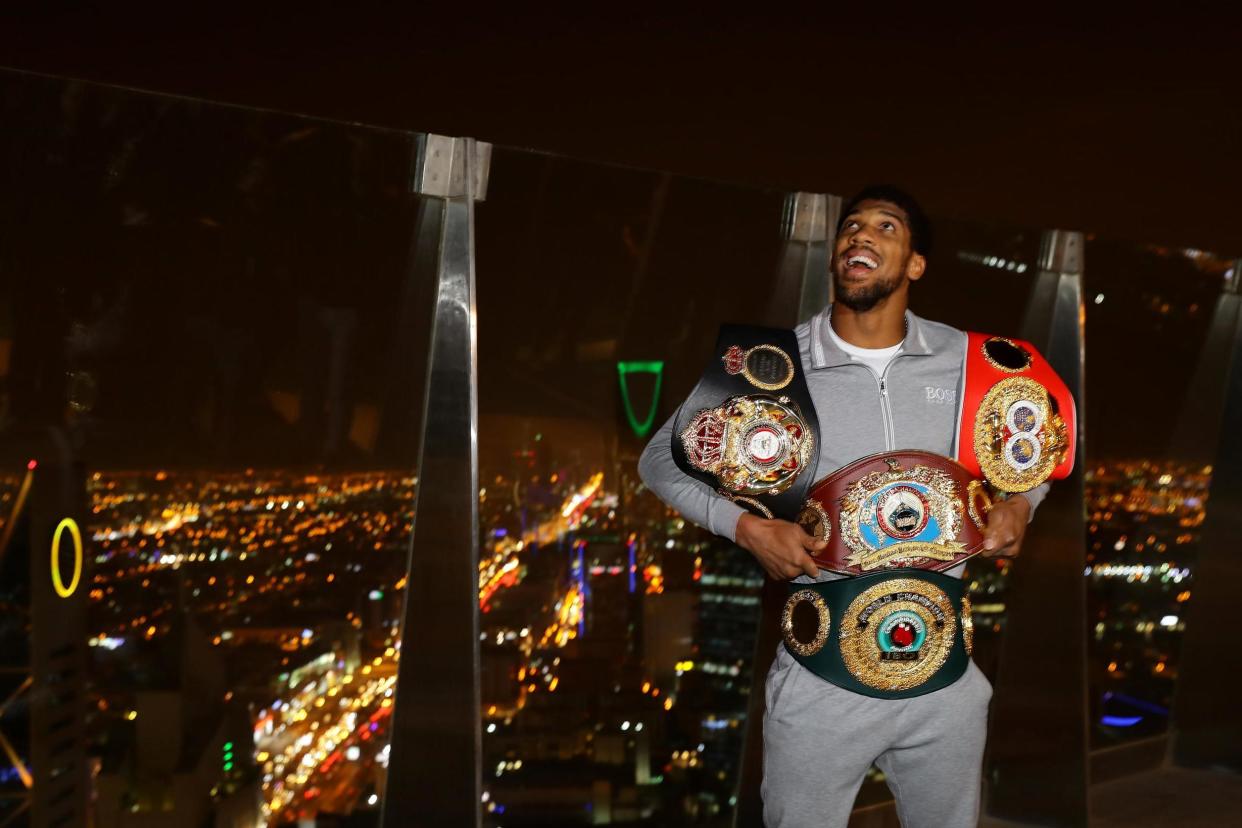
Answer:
[
  {"left": 957, "top": 333, "right": 1077, "bottom": 492},
  {"left": 795, "top": 450, "right": 990, "bottom": 576},
  {"left": 671, "top": 325, "right": 819, "bottom": 521},
  {"left": 782, "top": 569, "right": 972, "bottom": 699}
]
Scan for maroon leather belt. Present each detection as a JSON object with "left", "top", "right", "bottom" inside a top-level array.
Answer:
[{"left": 796, "top": 450, "right": 991, "bottom": 576}]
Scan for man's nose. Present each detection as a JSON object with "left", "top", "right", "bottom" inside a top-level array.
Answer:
[{"left": 850, "top": 225, "right": 875, "bottom": 246}]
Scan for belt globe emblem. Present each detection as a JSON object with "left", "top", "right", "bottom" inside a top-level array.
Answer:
[
  {"left": 838, "top": 461, "right": 966, "bottom": 571},
  {"left": 679, "top": 394, "right": 814, "bottom": 497},
  {"left": 877, "top": 485, "right": 930, "bottom": 540},
  {"left": 839, "top": 578, "right": 957, "bottom": 692}
]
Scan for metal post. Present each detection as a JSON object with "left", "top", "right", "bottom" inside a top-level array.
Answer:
[
  {"left": 1169, "top": 259, "right": 1242, "bottom": 772},
  {"left": 985, "top": 230, "right": 1090, "bottom": 826},
  {"left": 382, "top": 135, "right": 491, "bottom": 828},
  {"left": 734, "top": 192, "right": 841, "bottom": 828},
  {"left": 761, "top": 192, "right": 840, "bottom": 328}
]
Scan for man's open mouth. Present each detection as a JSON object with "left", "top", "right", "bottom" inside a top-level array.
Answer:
[{"left": 841, "top": 248, "right": 881, "bottom": 277}]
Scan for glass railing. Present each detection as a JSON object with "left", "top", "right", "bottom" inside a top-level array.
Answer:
[
  {"left": 1081, "top": 234, "right": 1228, "bottom": 748},
  {"left": 474, "top": 147, "right": 787, "bottom": 826},
  {"left": 0, "top": 69, "right": 433, "bottom": 827}
]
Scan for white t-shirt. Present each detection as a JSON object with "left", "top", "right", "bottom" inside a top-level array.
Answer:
[{"left": 826, "top": 322, "right": 903, "bottom": 377}]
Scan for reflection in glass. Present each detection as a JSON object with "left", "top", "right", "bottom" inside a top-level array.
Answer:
[
  {"left": 1081, "top": 238, "right": 1226, "bottom": 747},
  {"left": 0, "top": 70, "right": 430, "bottom": 825},
  {"left": 476, "top": 149, "right": 785, "bottom": 825}
]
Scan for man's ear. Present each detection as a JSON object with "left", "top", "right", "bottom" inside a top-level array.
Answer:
[{"left": 906, "top": 253, "right": 927, "bottom": 282}]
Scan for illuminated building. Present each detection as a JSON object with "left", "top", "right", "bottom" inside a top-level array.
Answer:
[{"left": 0, "top": 451, "right": 90, "bottom": 828}]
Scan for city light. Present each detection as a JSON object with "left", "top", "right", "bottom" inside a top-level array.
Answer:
[{"left": 49, "top": 440, "right": 1208, "bottom": 826}]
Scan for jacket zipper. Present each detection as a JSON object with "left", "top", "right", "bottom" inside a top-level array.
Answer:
[{"left": 869, "top": 358, "right": 902, "bottom": 451}]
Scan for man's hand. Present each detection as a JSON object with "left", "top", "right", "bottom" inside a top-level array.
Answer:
[
  {"left": 735, "top": 513, "right": 825, "bottom": 580},
  {"left": 981, "top": 495, "right": 1030, "bottom": 558}
]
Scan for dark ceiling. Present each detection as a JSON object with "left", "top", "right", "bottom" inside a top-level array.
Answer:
[{"left": 2, "top": 5, "right": 1240, "bottom": 255}]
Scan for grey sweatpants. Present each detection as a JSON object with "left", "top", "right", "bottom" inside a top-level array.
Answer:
[{"left": 760, "top": 643, "right": 993, "bottom": 828}]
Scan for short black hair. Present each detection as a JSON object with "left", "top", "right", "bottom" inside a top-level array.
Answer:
[{"left": 838, "top": 184, "right": 933, "bottom": 257}]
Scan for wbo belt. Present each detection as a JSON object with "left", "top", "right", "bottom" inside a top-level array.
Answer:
[
  {"left": 795, "top": 450, "right": 992, "bottom": 577},
  {"left": 782, "top": 569, "right": 973, "bottom": 700}
]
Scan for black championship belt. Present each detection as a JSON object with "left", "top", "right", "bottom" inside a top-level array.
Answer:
[{"left": 671, "top": 324, "right": 820, "bottom": 521}]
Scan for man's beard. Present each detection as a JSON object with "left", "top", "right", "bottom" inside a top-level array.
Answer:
[{"left": 834, "top": 269, "right": 904, "bottom": 313}]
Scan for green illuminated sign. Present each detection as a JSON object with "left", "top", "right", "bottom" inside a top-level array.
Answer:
[{"left": 616, "top": 361, "right": 664, "bottom": 439}]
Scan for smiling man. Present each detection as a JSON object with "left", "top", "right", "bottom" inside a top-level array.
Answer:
[{"left": 639, "top": 184, "right": 1074, "bottom": 827}]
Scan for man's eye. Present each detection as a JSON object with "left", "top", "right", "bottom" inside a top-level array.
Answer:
[{"left": 881, "top": 222, "right": 895, "bottom": 231}]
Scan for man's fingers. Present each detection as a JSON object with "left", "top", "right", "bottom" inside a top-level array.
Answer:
[
  {"left": 983, "top": 532, "right": 1019, "bottom": 557},
  {"left": 797, "top": 550, "right": 820, "bottom": 579},
  {"left": 801, "top": 532, "right": 828, "bottom": 552},
  {"left": 983, "top": 514, "right": 1014, "bottom": 550}
]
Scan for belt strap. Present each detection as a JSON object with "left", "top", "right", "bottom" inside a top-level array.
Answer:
[{"left": 782, "top": 569, "right": 973, "bottom": 700}]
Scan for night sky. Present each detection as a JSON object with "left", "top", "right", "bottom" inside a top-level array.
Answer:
[{"left": 1, "top": 6, "right": 1240, "bottom": 255}]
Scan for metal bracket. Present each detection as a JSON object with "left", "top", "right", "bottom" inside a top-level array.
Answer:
[
  {"left": 410, "top": 134, "right": 492, "bottom": 200},
  {"left": 782, "top": 192, "right": 830, "bottom": 242},
  {"left": 1038, "top": 229, "right": 1083, "bottom": 276},
  {"left": 767, "top": 192, "right": 841, "bottom": 326},
  {"left": 1224, "top": 259, "right": 1241, "bottom": 295}
]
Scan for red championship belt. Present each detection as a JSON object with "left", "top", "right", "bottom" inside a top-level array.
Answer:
[
  {"left": 956, "top": 333, "right": 1076, "bottom": 492},
  {"left": 796, "top": 450, "right": 991, "bottom": 576}
]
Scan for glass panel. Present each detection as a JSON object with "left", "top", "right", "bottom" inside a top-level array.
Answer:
[
  {"left": 0, "top": 70, "right": 432, "bottom": 826},
  {"left": 476, "top": 148, "right": 786, "bottom": 825},
  {"left": 906, "top": 215, "right": 1043, "bottom": 337},
  {"left": 1081, "top": 236, "right": 1226, "bottom": 747}
]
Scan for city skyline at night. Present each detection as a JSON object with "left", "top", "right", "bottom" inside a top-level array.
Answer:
[{"left": 1, "top": 62, "right": 1239, "bottom": 827}]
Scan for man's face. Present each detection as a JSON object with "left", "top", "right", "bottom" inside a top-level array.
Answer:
[{"left": 832, "top": 199, "right": 925, "bottom": 313}]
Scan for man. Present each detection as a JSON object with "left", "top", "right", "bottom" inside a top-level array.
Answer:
[{"left": 638, "top": 185, "right": 1051, "bottom": 827}]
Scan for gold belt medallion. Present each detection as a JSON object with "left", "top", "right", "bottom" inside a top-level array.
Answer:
[
  {"left": 680, "top": 394, "right": 814, "bottom": 497},
  {"left": 838, "top": 460, "right": 966, "bottom": 571},
  {"left": 722, "top": 343, "right": 796, "bottom": 391},
  {"left": 796, "top": 498, "right": 832, "bottom": 543},
  {"left": 973, "top": 376, "right": 1068, "bottom": 492},
  {"left": 839, "top": 577, "right": 957, "bottom": 692},
  {"left": 782, "top": 589, "right": 831, "bottom": 657}
]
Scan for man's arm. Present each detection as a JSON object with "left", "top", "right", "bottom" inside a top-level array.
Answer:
[
  {"left": 637, "top": 412, "right": 824, "bottom": 580},
  {"left": 982, "top": 482, "right": 1050, "bottom": 557},
  {"left": 1017, "top": 483, "right": 1049, "bottom": 521},
  {"left": 636, "top": 412, "right": 747, "bottom": 542}
]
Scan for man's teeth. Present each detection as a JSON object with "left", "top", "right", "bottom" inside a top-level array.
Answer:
[{"left": 847, "top": 255, "right": 878, "bottom": 269}]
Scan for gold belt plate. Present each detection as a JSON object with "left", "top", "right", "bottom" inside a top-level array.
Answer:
[
  {"left": 838, "top": 461, "right": 966, "bottom": 571},
  {"left": 680, "top": 394, "right": 814, "bottom": 497},
  {"left": 973, "top": 376, "right": 1068, "bottom": 492},
  {"left": 839, "top": 577, "right": 957, "bottom": 692}
]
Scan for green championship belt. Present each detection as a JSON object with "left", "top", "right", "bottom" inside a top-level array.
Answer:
[{"left": 781, "top": 569, "right": 973, "bottom": 700}]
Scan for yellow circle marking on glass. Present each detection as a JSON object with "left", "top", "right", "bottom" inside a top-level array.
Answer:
[{"left": 51, "top": 517, "right": 83, "bottom": 599}]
